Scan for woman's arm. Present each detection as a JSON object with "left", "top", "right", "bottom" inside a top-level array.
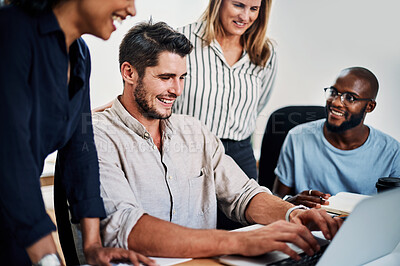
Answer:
[
  {"left": 257, "top": 43, "right": 278, "bottom": 114},
  {"left": 0, "top": 8, "right": 57, "bottom": 260},
  {"left": 81, "top": 218, "right": 155, "bottom": 266}
]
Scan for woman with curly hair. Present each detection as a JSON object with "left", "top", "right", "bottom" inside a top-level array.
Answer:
[{"left": 0, "top": 1, "right": 154, "bottom": 265}]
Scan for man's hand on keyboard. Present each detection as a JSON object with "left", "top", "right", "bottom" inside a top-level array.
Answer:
[
  {"left": 289, "top": 208, "right": 343, "bottom": 241},
  {"left": 231, "top": 220, "right": 320, "bottom": 261}
]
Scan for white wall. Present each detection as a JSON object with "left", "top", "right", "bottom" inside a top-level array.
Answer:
[
  {"left": 84, "top": 0, "right": 400, "bottom": 158},
  {"left": 253, "top": 0, "right": 400, "bottom": 157},
  {"left": 83, "top": 0, "right": 208, "bottom": 108}
]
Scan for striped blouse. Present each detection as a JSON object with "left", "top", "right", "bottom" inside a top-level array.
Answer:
[{"left": 173, "top": 21, "right": 277, "bottom": 141}]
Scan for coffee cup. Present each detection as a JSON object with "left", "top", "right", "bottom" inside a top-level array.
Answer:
[{"left": 376, "top": 177, "right": 400, "bottom": 193}]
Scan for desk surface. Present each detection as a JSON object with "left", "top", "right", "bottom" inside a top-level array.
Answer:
[
  {"left": 40, "top": 153, "right": 56, "bottom": 186},
  {"left": 41, "top": 153, "right": 56, "bottom": 175},
  {"left": 178, "top": 258, "right": 222, "bottom": 265}
]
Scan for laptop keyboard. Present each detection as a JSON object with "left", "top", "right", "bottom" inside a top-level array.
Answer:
[{"left": 269, "top": 243, "right": 329, "bottom": 265}]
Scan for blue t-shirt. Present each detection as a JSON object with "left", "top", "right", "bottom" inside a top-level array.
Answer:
[{"left": 275, "top": 119, "right": 400, "bottom": 195}]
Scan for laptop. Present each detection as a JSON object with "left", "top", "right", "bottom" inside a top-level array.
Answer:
[{"left": 219, "top": 188, "right": 400, "bottom": 266}]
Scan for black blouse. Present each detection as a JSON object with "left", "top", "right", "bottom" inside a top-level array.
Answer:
[{"left": 0, "top": 5, "right": 105, "bottom": 262}]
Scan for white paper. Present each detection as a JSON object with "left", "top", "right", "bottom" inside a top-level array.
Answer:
[{"left": 112, "top": 257, "right": 192, "bottom": 266}]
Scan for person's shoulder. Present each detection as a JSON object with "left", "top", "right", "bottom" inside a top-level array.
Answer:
[
  {"left": 170, "top": 114, "right": 203, "bottom": 128},
  {"left": 92, "top": 108, "right": 114, "bottom": 121},
  {"left": 177, "top": 21, "right": 204, "bottom": 40},
  {"left": 0, "top": 5, "right": 34, "bottom": 35},
  {"left": 257, "top": 40, "right": 277, "bottom": 70},
  {"left": 177, "top": 21, "right": 199, "bottom": 32},
  {"left": 169, "top": 114, "right": 212, "bottom": 136},
  {"left": 288, "top": 119, "right": 325, "bottom": 136},
  {"left": 267, "top": 40, "right": 277, "bottom": 51},
  {"left": 169, "top": 114, "right": 220, "bottom": 148},
  {"left": 0, "top": 5, "right": 38, "bottom": 61},
  {"left": 92, "top": 109, "right": 117, "bottom": 133},
  {"left": 369, "top": 126, "right": 400, "bottom": 149},
  {"left": 0, "top": 5, "right": 28, "bottom": 20},
  {"left": 75, "top": 37, "right": 90, "bottom": 55}
]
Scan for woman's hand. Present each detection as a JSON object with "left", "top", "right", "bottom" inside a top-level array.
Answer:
[
  {"left": 84, "top": 243, "right": 157, "bottom": 266},
  {"left": 81, "top": 218, "right": 157, "bottom": 266}
]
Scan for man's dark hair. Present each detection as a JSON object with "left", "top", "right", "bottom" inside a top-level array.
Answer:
[
  {"left": 9, "top": 0, "right": 63, "bottom": 13},
  {"left": 119, "top": 21, "right": 193, "bottom": 78}
]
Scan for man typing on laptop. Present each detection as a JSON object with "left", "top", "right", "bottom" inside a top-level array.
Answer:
[{"left": 91, "top": 21, "right": 342, "bottom": 261}]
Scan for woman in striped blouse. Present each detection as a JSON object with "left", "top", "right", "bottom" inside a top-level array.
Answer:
[{"left": 174, "top": 0, "right": 277, "bottom": 181}]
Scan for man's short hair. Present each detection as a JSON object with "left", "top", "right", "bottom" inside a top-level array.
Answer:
[
  {"left": 119, "top": 21, "right": 193, "bottom": 78},
  {"left": 344, "top": 66, "right": 379, "bottom": 99}
]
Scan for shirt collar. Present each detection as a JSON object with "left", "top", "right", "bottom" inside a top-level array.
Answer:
[
  {"left": 69, "top": 38, "right": 87, "bottom": 88},
  {"left": 111, "top": 97, "right": 174, "bottom": 140},
  {"left": 37, "top": 10, "right": 87, "bottom": 93},
  {"left": 38, "top": 10, "right": 62, "bottom": 35},
  {"left": 193, "top": 20, "right": 207, "bottom": 41},
  {"left": 36, "top": 10, "right": 87, "bottom": 65},
  {"left": 193, "top": 21, "right": 228, "bottom": 63}
]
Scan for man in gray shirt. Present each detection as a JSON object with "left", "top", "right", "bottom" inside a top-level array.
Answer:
[{"left": 93, "top": 21, "right": 342, "bottom": 260}]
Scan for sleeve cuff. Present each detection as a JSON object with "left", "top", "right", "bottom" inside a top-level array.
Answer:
[
  {"left": 101, "top": 208, "right": 146, "bottom": 249},
  {"left": 16, "top": 214, "right": 56, "bottom": 247},
  {"left": 236, "top": 180, "right": 271, "bottom": 225},
  {"left": 69, "top": 197, "right": 106, "bottom": 223}
]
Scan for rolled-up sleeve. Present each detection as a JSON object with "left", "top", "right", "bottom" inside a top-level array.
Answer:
[
  {"left": 257, "top": 43, "right": 278, "bottom": 114},
  {"left": 210, "top": 130, "right": 271, "bottom": 225},
  {"left": 274, "top": 132, "right": 296, "bottom": 188}
]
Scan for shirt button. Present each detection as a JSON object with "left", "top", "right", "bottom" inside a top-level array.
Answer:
[
  {"left": 143, "top": 132, "right": 150, "bottom": 140},
  {"left": 169, "top": 176, "right": 173, "bottom": 180},
  {"left": 173, "top": 209, "right": 176, "bottom": 215},
  {"left": 153, "top": 145, "right": 157, "bottom": 150}
]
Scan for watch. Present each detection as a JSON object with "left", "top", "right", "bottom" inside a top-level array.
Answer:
[
  {"left": 285, "top": 205, "right": 309, "bottom": 222},
  {"left": 282, "top": 195, "right": 293, "bottom": 201},
  {"left": 33, "top": 253, "right": 61, "bottom": 266}
]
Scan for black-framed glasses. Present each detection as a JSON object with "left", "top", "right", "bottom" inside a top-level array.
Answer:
[{"left": 324, "top": 87, "right": 374, "bottom": 106}]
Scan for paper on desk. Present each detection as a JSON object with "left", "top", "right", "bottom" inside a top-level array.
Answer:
[
  {"left": 41, "top": 151, "right": 57, "bottom": 177},
  {"left": 321, "top": 192, "right": 370, "bottom": 215},
  {"left": 112, "top": 257, "right": 192, "bottom": 266}
]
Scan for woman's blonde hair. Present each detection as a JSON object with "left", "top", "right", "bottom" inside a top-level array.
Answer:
[{"left": 201, "top": 0, "right": 273, "bottom": 67}]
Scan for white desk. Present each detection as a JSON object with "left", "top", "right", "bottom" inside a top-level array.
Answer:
[
  {"left": 40, "top": 152, "right": 56, "bottom": 187},
  {"left": 41, "top": 152, "right": 56, "bottom": 177}
]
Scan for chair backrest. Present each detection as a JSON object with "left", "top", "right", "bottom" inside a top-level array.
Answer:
[
  {"left": 258, "top": 106, "right": 326, "bottom": 190},
  {"left": 54, "top": 159, "right": 81, "bottom": 266}
]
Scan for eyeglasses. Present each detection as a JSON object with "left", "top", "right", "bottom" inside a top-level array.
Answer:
[{"left": 324, "top": 87, "right": 374, "bottom": 106}]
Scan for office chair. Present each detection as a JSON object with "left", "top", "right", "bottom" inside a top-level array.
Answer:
[
  {"left": 54, "top": 159, "right": 82, "bottom": 266},
  {"left": 258, "top": 106, "right": 326, "bottom": 191},
  {"left": 54, "top": 106, "right": 106, "bottom": 265}
]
